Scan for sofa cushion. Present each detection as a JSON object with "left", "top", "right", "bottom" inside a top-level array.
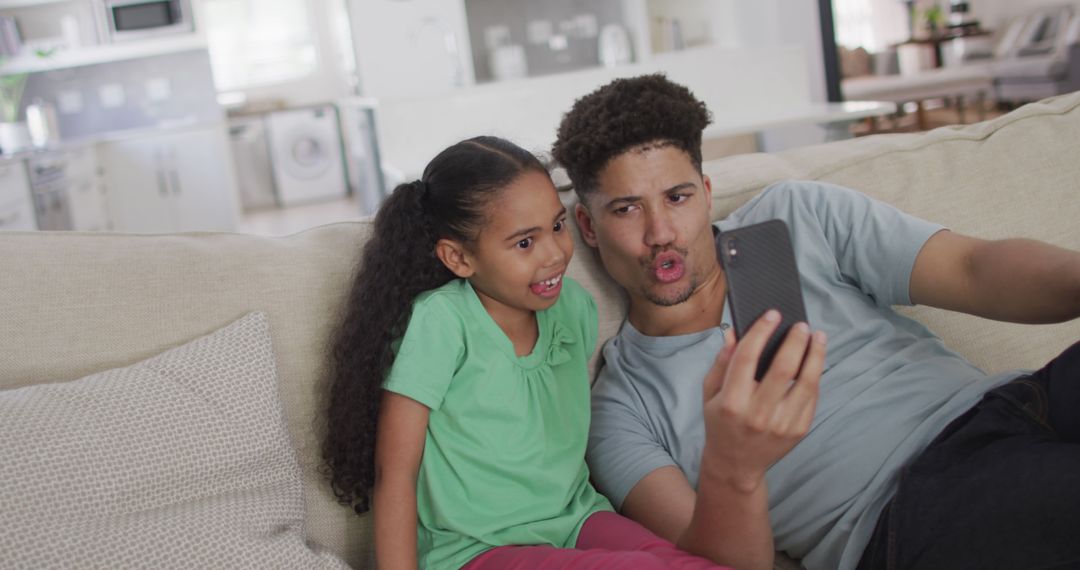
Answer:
[
  {"left": 0, "top": 225, "right": 373, "bottom": 567},
  {"left": 0, "top": 312, "right": 348, "bottom": 569}
]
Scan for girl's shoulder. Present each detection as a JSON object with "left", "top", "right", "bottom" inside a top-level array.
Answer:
[
  {"left": 558, "top": 275, "right": 589, "bottom": 300},
  {"left": 415, "top": 278, "right": 468, "bottom": 301},
  {"left": 412, "top": 279, "right": 472, "bottom": 319}
]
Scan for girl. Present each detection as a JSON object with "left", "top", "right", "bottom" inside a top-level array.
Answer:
[{"left": 323, "top": 136, "right": 726, "bottom": 569}]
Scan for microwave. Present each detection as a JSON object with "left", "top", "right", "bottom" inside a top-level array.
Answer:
[{"left": 98, "top": 0, "right": 193, "bottom": 42}]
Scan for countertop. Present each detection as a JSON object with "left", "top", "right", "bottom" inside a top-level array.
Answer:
[{"left": 0, "top": 117, "right": 228, "bottom": 162}]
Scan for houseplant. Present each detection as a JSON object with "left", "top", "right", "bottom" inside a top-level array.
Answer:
[
  {"left": 923, "top": 4, "right": 945, "bottom": 37},
  {"left": 0, "top": 70, "right": 30, "bottom": 154}
]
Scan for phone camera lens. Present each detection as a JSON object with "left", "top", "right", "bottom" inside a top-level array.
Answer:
[{"left": 725, "top": 238, "right": 739, "bottom": 264}]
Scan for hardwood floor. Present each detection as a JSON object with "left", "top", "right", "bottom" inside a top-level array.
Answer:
[{"left": 850, "top": 98, "right": 1007, "bottom": 135}]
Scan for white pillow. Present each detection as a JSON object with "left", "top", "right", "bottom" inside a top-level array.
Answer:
[{"left": 0, "top": 312, "right": 349, "bottom": 569}]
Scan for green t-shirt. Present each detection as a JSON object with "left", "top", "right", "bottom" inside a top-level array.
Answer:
[{"left": 384, "top": 277, "right": 613, "bottom": 569}]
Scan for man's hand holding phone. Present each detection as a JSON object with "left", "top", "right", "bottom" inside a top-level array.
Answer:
[
  {"left": 703, "top": 219, "right": 823, "bottom": 491},
  {"left": 681, "top": 221, "right": 823, "bottom": 568},
  {"left": 698, "top": 309, "right": 827, "bottom": 495}
]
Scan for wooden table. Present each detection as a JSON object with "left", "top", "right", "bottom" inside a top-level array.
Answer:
[
  {"left": 842, "top": 65, "right": 994, "bottom": 130},
  {"left": 895, "top": 28, "right": 993, "bottom": 69},
  {"left": 704, "top": 100, "right": 897, "bottom": 147}
]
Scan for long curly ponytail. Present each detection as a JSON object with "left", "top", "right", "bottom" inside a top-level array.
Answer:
[{"left": 323, "top": 136, "right": 547, "bottom": 514}]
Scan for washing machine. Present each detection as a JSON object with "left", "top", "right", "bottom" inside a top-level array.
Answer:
[{"left": 265, "top": 105, "right": 348, "bottom": 206}]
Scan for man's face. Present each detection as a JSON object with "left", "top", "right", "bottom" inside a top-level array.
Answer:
[{"left": 575, "top": 143, "right": 717, "bottom": 308}]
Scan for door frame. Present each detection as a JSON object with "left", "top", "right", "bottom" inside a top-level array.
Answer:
[{"left": 818, "top": 0, "right": 844, "bottom": 102}]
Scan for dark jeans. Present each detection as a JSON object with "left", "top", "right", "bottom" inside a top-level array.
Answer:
[{"left": 857, "top": 341, "right": 1080, "bottom": 570}]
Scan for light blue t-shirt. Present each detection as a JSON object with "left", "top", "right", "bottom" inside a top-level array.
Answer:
[{"left": 586, "top": 181, "right": 1021, "bottom": 570}]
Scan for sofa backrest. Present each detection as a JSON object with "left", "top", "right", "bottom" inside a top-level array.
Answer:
[{"left": 702, "top": 90, "right": 1080, "bottom": 374}]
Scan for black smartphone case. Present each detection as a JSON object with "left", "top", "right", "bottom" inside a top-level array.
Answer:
[{"left": 716, "top": 219, "right": 809, "bottom": 380}]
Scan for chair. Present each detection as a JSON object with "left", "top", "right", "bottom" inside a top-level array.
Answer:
[{"left": 991, "top": 5, "right": 1080, "bottom": 102}]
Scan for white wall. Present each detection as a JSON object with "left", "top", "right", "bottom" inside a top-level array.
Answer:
[
  {"left": 778, "top": 0, "right": 829, "bottom": 103},
  {"left": 724, "top": 0, "right": 831, "bottom": 151},
  {"left": 375, "top": 46, "right": 814, "bottom": 179},
  {"left": 705, "top": 0, "right": 743, "bottom": 50},
  {"left": 732, "top": 0, "right": 829, "bottom": 102},
  {"left": 347, "top": 0, "right": 475, "bottom": 99}
]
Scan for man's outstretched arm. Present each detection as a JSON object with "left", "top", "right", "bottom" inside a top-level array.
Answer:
[
  {"left": 911, "top": 231, "right": 1080, "bottom": 323},
  {"left": 621, "top": 313, "right": 826, "bottom": 570}
]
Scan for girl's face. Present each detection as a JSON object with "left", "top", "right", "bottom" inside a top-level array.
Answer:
[{"left": 460, "top": 170, "right": 574, "bottom": 323}]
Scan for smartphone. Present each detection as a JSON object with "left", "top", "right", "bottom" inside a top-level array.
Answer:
[{"left": 716, "top": 219, "right": 809, "bottom": 380}]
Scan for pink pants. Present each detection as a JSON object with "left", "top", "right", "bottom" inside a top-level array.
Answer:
[{"left": 461, "top": 511, "right": 731, "bottom": 569}]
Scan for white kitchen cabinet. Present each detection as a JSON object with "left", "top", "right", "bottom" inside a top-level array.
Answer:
[
  {"left": 63, "top": 146, "right": 110, "bottom": 231},
  {"left": 98, "top": 135, "right": 174, "bottom": 232},
  {"left": 26, "top": 145, "right": 111, "bottom": 231},
  {"left": 0, "top": 160, "right": 37, "bottom": 231},
  {"left": 99, "top": 124, "right": 240, "bottom": 233}
]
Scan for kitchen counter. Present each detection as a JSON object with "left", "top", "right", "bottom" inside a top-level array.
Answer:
[
  {"left": 0, "top": 118, "right": 239, "bottom": 233},
  {"left": 0, "top": 117, "right": 226, "bottom": 161}
]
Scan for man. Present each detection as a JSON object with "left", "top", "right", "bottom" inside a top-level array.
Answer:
[{"left": 551, "top": 74, "right": 1080, "bottom": 570}]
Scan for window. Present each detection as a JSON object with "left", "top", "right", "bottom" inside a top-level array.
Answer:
[
  {"left": 201, "top": 0, "right": 320, "bottom": 91},
  {"left": 832, "top": 0, "right": 907, "bottom": 52}
]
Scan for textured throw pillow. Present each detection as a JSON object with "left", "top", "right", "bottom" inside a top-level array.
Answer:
[{"left": 0, "top": 312, "right": 348, "bottom": 569}]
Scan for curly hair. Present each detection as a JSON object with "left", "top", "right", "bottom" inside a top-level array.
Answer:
[
  {"left": 551, "top": 74, "right": 713, "bottom": 202},
  {"left": 322, "top": 136, "right": 547, "bottom": 514}
]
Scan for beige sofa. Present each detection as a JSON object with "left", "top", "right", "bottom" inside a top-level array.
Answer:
[{"left": 2, "top": 91, "right": 1079, "bottom": 569}]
